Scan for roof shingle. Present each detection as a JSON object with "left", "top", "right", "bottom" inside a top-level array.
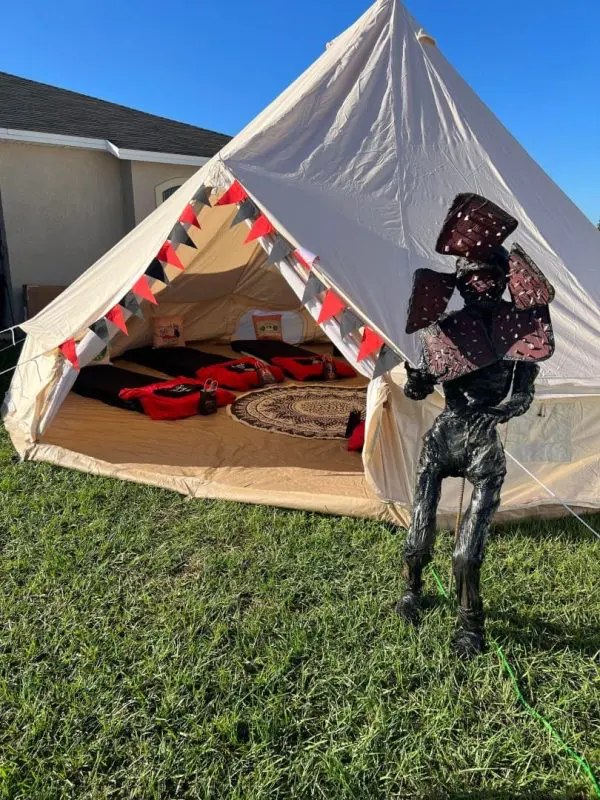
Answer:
[{"left": 0, "top": 71, "right": 231, "bottom": 158}]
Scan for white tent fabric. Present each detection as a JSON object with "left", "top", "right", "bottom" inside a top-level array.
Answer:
[
  {"left": 4, "top": 0, "right": 600, "bottom": 521},
  {"left": 216, "top": 0, "right": 600, "bottom": 390}
]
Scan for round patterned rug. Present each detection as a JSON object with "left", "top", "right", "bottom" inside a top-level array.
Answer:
[{"left": 230, "top": 385, "right": 367, "bottom": 439}]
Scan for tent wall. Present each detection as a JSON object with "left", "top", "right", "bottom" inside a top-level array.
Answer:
[{"left": 365, "top": 368, "right": 600, "bottom": 519}]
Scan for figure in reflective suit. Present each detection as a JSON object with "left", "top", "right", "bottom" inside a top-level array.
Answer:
[{"left": 396, "top": 194, "right": 555, "bottom": 658}]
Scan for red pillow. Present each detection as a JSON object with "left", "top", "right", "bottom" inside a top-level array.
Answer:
[
  {"left": 195, "top": 359, "right": 284, "bottom": 391},
  {"left": 347, "top": 420, "right": 366, "bottom": 452},
  {"left": 333, "top": 358, "right": 356, "bottom": 378},
  {"left": 271, "top": 355, "right": 356, "bottom": 382},
  {"left": 119, "top": 378, "right": 235, "bottom": 420},
  {"left": 271, "top": 356, "right": 325, "bottom": 381}
]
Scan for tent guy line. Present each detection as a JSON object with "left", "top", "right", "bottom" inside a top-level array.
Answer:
[
  {"left": 504, "top": 450, "right": 600, "bottom": 540},
  {"left": 430, "top": 385, "right": 600, "bottom": 541}
]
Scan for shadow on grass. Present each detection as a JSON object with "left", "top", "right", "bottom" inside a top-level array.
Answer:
[
  {"left": 416, "top": 572, "right": 600, "bottom": 660},
  {"left": 489, "top": 609, "right": 600, "bottom": 659},
  {"left": 384, "top": 513, "right": 600, "bottom": 546},
  {"left": 493, "top": 516, "right": 600, "bottom": 546}
]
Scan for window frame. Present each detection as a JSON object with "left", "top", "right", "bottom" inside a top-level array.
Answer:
[{"left": 154, "top": 178, "right": 186, "bottom": 208}]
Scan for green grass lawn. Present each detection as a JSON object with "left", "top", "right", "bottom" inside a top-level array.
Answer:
[{"left": 0, "top": 424, "right": 599, "bottom": 799}]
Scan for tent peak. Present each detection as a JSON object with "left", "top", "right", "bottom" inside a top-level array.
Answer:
[{"left": 416, "top": 27, "right": 437, "bottom": 47}]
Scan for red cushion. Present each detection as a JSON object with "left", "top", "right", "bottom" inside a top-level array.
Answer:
[
  {"left": 119, "top": 378, "right": 235, "bottom": 420},
  {"left": 272, "top": 356, "right": 325, "bottom": 381},
  {"left": 195, "top": 358, "right": 284, "bottom": 390},
  {"left": 333, "top": 358, "right": 357, "bottom": 378},
  {"left": 271, "top": 355, "right": 356, "bottom": 382},
  {"left": 347, "top": 421, "right": 366, "bottom": 452}
]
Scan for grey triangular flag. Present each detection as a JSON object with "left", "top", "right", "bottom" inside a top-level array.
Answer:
[
  {"left": 302, "top": 273, "right": 326, "bottom": 304},
  {"left": 192, "top": 184, "right": 212, "bottom": 208},
  {"left": 373, "top": 344, "right": 401, "bottom": 379},
  {"left": 120, "top": 292, "right": 144, "bottom": 320},
  {"left": 340, "top": 309, "right": 362, "bottom": 338},
  {"left": 267, "top": 236, "right": 293, "bottom": 265},
  {"left": 145, "top": 258, "right": 171, "bottom": 284},
  {"left": 90, "top": 318, "right": 111, "bottom": 344},
  {"left": 230, "top": 198, "right": 258, "bottom": 227},
  {"left": 168, "top": 222, "right": 197, "bottom": 249}
]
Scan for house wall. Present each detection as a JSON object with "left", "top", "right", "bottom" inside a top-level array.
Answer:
[
  {"left": 130, "top": 162, "right": 197, "bottom": 225},
  {"left": 0, "top": 140, "right": 127, "bottom": 322},
  {"left": 0, "top": 141, "right": 201, "bottom": 324}
]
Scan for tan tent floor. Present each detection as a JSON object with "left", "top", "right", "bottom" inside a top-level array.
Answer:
[{"left": 35, "top": 344, "right": 394, "bottom": 521}]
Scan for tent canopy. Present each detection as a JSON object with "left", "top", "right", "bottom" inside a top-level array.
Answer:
[{"left": 4, "top": 0, "right": 600, "bottom": 521}]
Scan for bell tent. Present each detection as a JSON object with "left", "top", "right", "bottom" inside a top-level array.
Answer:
[{"left": 4, "top": 0, "right": 600, "bottom": 527}]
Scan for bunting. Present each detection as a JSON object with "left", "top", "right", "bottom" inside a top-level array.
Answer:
[
  {"left": 216, "top": 181, "right": 247, "bottom": 206},
  {"left": 179, "top": 204, "right": 201, "bottom": 229},
  {"left": 294, "top": 248, "right": 317, "bottom": 270},
  {"left": 106, "top": 305, "right": 128, "bottom": 335},
  {"left": 317, "top": 289, "right": 346, "bottom": 324},
  {"left": 357, "top": 328, "right": 385, "bottom": 362},
  {"left": 133, "top": 275, "right": 158, "bottom": 305},
  {"left": 192, "top": 185, "right": 212, "bottom": 208},
  {"left": 59, "top": 339, "right": 79, "bottom": 371},
  {"left": 245, "top": 214, "right": 275, "bottom": 244},
  {"left": 168, "top": 222, "right": 198, "bottom": 250},
  {"left": 231, "top": 198, "right": 258, "bottom": 227},
  {"left": 146, "top": 259, "right": 171, "bottom": 285},
  {"left": 302, "top": 273, "right": 327, "bottom": 304},
  {"left": 267, "top": 236, "right": 293, "bottom": 265},
  {"left": 157, "top": 242, "right": 185, "bottom": 271},
  {"left": 340, "top": 309, "right": 362, "bottom": 339},
  {"left": 372, "top": 344, "right": 402, "bottom": 378},
  {"left": 120, "top": 292, "right": 144, "bottom": 320},
  {"left": 90, "top": 318, "right": 112, "bottom": 344}
]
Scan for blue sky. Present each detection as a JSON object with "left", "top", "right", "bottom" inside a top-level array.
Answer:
[{"left": 2, "top": 0, "right": 598, "bottom": 222}]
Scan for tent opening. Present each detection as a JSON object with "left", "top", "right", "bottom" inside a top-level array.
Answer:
[{"left": 31, "top": 200, "right": 383, "bottom": 521}]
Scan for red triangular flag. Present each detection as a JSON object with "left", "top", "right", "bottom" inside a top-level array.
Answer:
[
  {"left": 179, "top": 203, "right": 201, "bottom": 229},
  {"left": 157, "top": 242, "right": 184, "bottom": 270},
  {"left": 132, "top": 275, "right": 158, "bottom": 305},
  {"left": 106, "top": 305, "right": 128, "bottom": 335},
  {"left": 317, "top": 289, "right": 346, "bottom": 324},
  {"left": 357, "top": 328, "right": 385, "bottom": 362},
  {"left": 59, "top": 338, "right": 80, "bottom": 371},
  {"left": 294, "top": 248, "right": 316, "bottom": 270},
  {"left": 216, "top": 181, "right": 248, "bottom": 206},
  {"left": 245, "top": 214, "right": 275, "bottom": 244}
]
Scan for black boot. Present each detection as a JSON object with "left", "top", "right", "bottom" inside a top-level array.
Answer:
[
  {"left": 452, "top": 607, "right": 486, "bottom": 659},
  {"left": 395, "top": 552, "right": 430, "bottom": 625},
  {"left": 452, "top": 554, "right": 486, "bottom": 658}
]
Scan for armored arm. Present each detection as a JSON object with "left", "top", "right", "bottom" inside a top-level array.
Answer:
[{"left": 489, "top": 362, "right": 540, "bottom": 423}]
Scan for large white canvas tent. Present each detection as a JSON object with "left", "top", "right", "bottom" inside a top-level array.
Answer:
[{"left": 4, "top": 0, "right": 600, "bottom": 527}]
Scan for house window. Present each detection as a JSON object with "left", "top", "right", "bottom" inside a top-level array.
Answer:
[
  {"left": 162, "top": 185, "right": 180, "bottom": 202},
  {"left": 155, "top": 178, "right": 185, "bottom": 208}
]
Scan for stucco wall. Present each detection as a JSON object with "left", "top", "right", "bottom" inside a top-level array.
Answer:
[
  {"left": 130, "top": 162, "right": 197, "bottom": 225},
  {"left": 0, "top": 140, "right": 126, "bottom": 321}
]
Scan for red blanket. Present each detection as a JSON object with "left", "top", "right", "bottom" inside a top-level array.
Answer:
[{"left": 119, "top": 378, "right": 235, "bottom": 420}]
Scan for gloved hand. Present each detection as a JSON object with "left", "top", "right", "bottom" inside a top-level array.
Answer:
[
  {"left": 485, "top": 391, "right": 535, "bottom": 424},
  {"left": 404, "top": 362, "right": 436, "bottom": 401}
]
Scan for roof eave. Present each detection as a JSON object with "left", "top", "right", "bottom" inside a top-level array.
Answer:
[{"left": 0, "top": 127, "right": 212, "bottom": 166}]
